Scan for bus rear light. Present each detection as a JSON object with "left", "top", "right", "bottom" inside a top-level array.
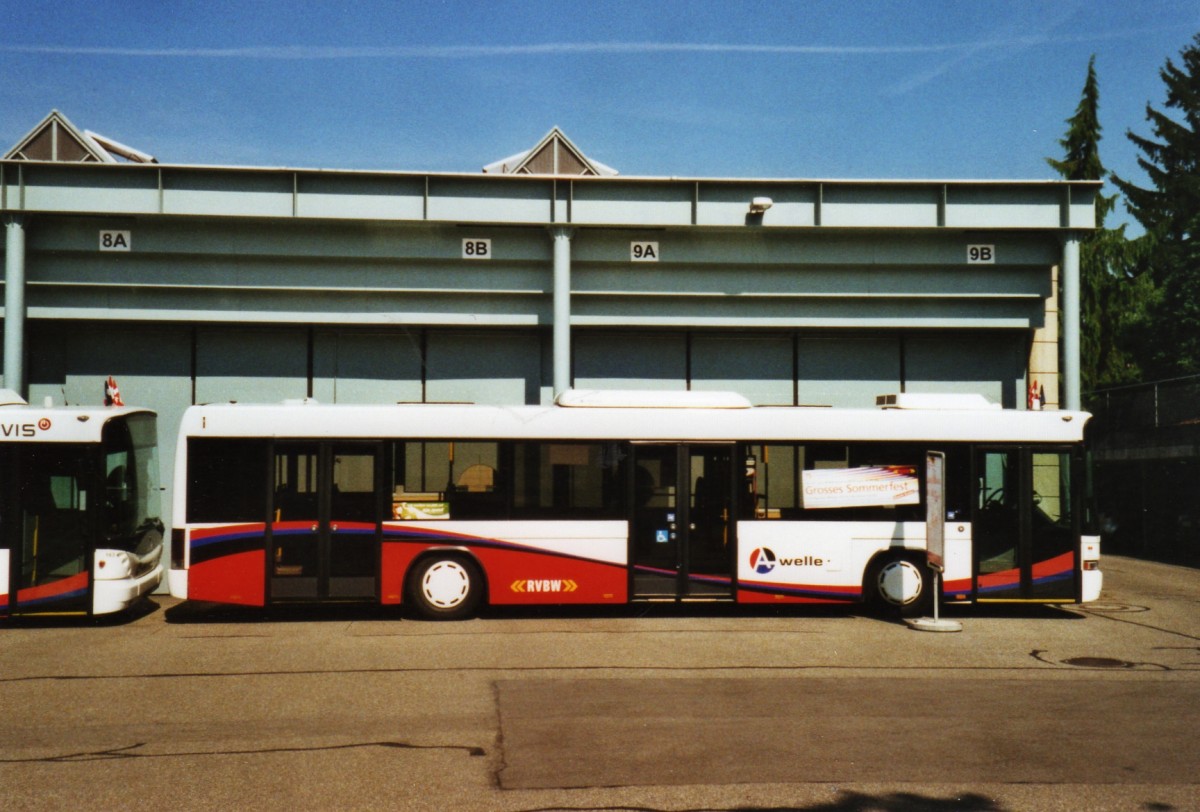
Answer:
[
  {"left": 171, "top": 529, "right": 187, "bottom": 569},
  {"left": 1083, "top": 560, "right": 1100, "bottom": 571}
]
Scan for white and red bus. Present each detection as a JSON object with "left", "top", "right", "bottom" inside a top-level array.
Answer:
[
  {"left": 0, "top": 389, "right": 164, "bottom": 618},
  {"left": 168, "top": 390, "right": 1101, "bottom": 619}
]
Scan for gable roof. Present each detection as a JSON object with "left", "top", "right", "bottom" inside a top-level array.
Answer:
[
  {"left": 4, "top": 110, "right": 156, "bottom": 163},
  {"left": 483, "top": 127, "right": 616, "bottom": 176}
]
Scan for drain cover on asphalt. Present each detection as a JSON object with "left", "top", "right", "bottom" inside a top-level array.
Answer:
[
  {"left": 1062, "top": 656, "right": 1133, "bottom": 668},
  {"left": 1083, "top": 602, "right": 1150, "bottom": 613}
]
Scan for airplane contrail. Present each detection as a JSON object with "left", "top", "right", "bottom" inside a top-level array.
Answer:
[{"left": 0, "top": 31, "right": 1163, "bottom": 60}]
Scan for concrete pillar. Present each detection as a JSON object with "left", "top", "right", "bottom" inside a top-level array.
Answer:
[
  {"left": 4, "top": 216, "right": 26, "bottom": 397},
  {"left": 551, "top": 227, "right": 573, "bottom": 397},
  {"left": 1061, "top": 234, "right": 1081, "bottom": 411}
]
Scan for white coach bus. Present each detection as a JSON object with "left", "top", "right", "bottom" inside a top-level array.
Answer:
[
  {"left": 0, "top": 389, "right": 163, "bottom": 618},
  {"left": 168, "top": 390, "right": 1101, "bottom": 619}
]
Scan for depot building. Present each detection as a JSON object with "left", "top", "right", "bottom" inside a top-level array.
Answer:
[{"left": 1, "top": 111, "right": 1097, "bottom": 528}]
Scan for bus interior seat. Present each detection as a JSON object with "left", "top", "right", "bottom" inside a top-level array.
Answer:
[{"left": 457, "top": 464, "right": 495, "bottom": 493}]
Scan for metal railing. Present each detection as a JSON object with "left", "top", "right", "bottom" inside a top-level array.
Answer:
[{"left": 1085, "top": 374, "right": 1200, "bottom": 433}]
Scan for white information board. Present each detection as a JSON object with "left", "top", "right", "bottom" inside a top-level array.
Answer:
[{"left": 800, "top": 466, "right": 919, "bottom": 509}]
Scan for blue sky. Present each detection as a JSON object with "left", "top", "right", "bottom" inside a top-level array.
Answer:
[{"left": 1, "top": 1, "right": 1197, "bottom": 228}]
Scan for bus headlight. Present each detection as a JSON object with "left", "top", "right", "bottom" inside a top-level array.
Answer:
[{"left": 95, "top": 550, "right": 134, "bottom": 580}]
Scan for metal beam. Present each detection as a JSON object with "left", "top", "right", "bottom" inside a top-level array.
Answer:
[
  {"left": 0, "top": 161, "right": 1100, "bottom": 232},
  {"left": 551, "top": 227, "right": 573, "bottom": 396},
  {"left": 4, "top": 216, "right": 26, "bottom": 396},
  {"left": 1061, "top": 234, "right": 1081, "bottom": 410}
]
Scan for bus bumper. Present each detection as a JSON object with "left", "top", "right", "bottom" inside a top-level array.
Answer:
[
  {"left": 168, "top": 568, "right": 188, "bottom": 600},
  {"left": 93, "top": 563, "right": 164, "bottom": 615},
  {"left": 1082, "top": 569, "right": 1103, "bottom": 603},
  {"left": 1080, "top": 535, "right": 1102, "bottom": 603}
]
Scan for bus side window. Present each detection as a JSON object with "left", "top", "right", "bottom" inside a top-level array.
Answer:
[
  {"left": 446, "top": 442, "right": 503, "bottom": 519},
  {"left": 751, "top": 442, "right": 943, "bottom": 522},
  {"left": 187, "top": 439, "right": 270, "bottom": 523},
  {"left": 389, "top": 441, "right": 453, "bottom": 521},
  {"left": 511, "top": 442, "right": 625, "bottom": 520},
  {"left": 747, "top": 443, "right": 802, "bottom": 520}
]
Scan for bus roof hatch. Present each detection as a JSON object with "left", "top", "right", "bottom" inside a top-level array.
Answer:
[{"left": 876, "top": 393, "right": 1000, "bottom": 410}]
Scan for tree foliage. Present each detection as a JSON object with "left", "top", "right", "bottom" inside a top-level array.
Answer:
[
  {"left": 1112, "top": 34, "right": 1200, "bottom": 378},
  {"left": 1047, "top": 56, "right": 1107, "bottom": 189},
  {"left": 1047, "top": 56, "right": 1148, "bottom": 391}
]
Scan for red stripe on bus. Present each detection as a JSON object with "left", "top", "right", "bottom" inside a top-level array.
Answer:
[
  {"left": 190, "top": 550, "right": 265, "bottom": 606},
  {"left": 380, "top": 540, "right": 627, "bottom": 605},
  {"left": 16, "top": 571, "right": 90, "bottom": 603}
]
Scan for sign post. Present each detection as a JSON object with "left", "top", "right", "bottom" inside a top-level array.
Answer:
[{"left": 907, "top": 451, "right": 962, "bottom": 632}]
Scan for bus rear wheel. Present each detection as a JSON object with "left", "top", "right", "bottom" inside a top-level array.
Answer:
[
  {"left": 867, "top": 555, "right": 932, "bottom": 618},
  {"left": 407, "top": 555, "right": 484, "bottom": 620}
]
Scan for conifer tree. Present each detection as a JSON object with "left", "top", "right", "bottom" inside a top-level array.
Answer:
[
  {"left": 1112, "top": 34, "right": 1200, "bottom": 377},
  {"left": 1047, "top": 56, "right": 1146, "bottom": 390}
]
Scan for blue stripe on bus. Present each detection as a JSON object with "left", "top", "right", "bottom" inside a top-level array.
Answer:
[{"left": 191, "top": 529, "right": 266, "bottom": 548}]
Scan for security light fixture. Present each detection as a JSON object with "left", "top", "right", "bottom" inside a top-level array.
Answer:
[{"left": 749, "top": 197, "right": 773, "bottom": 214}]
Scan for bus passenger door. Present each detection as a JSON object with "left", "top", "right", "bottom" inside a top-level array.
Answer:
[
  {"left": 973, "top": 449, "right": 1078, "bottom": 602},
  {"left": 631, "top": 444, "right": 734, "bottom": 600},
  {"left": 270, "top": 442, "right": 380, "bottom": 601},
  {"left": 2, "top": 446, "right": 92, "bottom": 615},
  {"left": 687, "top": 445, "right": 736, "bottom": 598},
  {"left": 326, "top": 443, "right": 379, "bottom": 599},
  {"left": 271, "top": 442, "right": 321, "bottom": 600}
]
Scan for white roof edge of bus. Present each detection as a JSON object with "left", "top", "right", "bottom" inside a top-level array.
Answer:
[
  {"left": 555, "top": 389, "right": 752, "bottom": 409},
  {"left": 875, "top": 393, "right": 1001, "bottom": 410},
  {"left": 181, "top": 404, "right": 1090, "bottom": 443},
  {"left": 0, "top": 388, "right": 29, "bottom": 406}
]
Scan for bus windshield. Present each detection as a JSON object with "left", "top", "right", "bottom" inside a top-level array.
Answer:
[
  {"left": 102, "top": 412, "right": 162, "bottom": 552},
  {"left": 2, "top": 405, "right": 164, "bottom": 618}
]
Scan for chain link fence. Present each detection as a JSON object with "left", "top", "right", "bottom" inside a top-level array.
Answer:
[{"left": 1085, "top": 375, "right": 1200, "bottom": 567}]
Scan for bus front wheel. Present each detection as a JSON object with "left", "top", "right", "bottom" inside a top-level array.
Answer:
[
  {"left": 867, "top": 555, "right": 932, "bottom": 618},
  {"left": 407, "top": 555, "right": 484, "bottom": 620}
]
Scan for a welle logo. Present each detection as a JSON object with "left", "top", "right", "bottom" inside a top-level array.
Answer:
[
  {"left": 1, "top": 417, "right": 51, "bottom": 437},
  {"left": 749, "top": 547, "right": 825, "bottom": 574}
]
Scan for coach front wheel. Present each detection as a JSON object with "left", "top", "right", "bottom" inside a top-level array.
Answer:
[
  {"left": 407, "top": 555, "right": 484, "bottom": 620},
  {"left": 868, "top": 555, "right": 932, "bottom": 618}
]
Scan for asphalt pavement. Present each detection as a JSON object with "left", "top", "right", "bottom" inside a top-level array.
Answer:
[{"left": 0, "top": 554, "right": 1196, "bottom": 812}]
